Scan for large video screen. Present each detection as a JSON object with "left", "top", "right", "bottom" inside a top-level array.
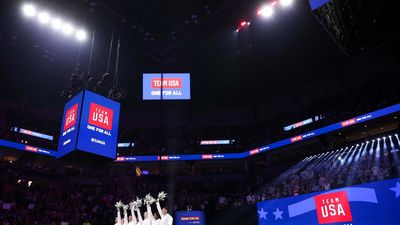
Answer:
[
  {"left": 175, "top": 211, "right": 205, "bottom": 225},
  {"left": 76, "top": 90, "right": 121, "bottom": 159},
  {"left": 57, "top": 91, "right": 83, "bottom": 157},
  {"left": 257, "top": 178, "right": 400, "bottom": 225},
  {"left": 143, "top": 73, "right": 191, "bottom": 100}
]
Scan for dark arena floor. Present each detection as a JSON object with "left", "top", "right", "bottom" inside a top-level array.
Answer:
[{"left": 1, "top": 0, "right": 400, "bottom": 225}]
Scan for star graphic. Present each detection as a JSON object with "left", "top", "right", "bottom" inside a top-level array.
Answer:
[
  {"left": 390, "top": 182, "right": 400, "bottom": 198},
  {"left": 258, "top": 208, "right": 268, "bottom": 220},
  {"left": 273, "top": 208, "right": 283, "bottom": 220}
]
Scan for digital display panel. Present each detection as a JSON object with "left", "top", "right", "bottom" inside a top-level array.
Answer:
[
  {"left": 143, "top": 73, "right": 191, "bottom": 100},
  {"left": 57, "top": 92, "right": 83, "bottom": 158},
  {"left": 284, "top": 118, "right": 313, "bottom": 131},
  {"left": 18, "top": 128, "right": 54, "bottom": 140},
  {"left": 175, "top": 211, "right": 205, "bottom": 225},
  {"left": 200, "top": 140, "right": 234, "bottom": 145},
  {"left": 76, "top": 90, "right": 120, "bottom": 159},
  {"left": 257, "top": 179, "right": 400, "bottom": 225},
  {"left": 0, "top": 139, "right": 56, "bottom": 157},
  {"left": 309, "top": 0, "right": 332, "bottom": 10}
]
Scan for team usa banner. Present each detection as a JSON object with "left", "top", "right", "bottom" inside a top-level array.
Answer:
[
  {"left": 143, "top": 73, "right": 191, "bottom": 100},
  {"left": 257, "top": 179, "right": 400, "bottom": 225}
]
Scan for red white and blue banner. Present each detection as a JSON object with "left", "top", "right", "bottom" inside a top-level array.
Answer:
[{"left": 257, "top": 179, "right": 400, "bottom": 225}]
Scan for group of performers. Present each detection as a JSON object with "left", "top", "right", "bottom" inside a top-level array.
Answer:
[{"left": 115, "top": 192, "right": 173, "bottom": 225}]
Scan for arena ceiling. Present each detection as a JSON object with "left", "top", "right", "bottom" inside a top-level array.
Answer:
[{"left": 0, "top": 0, "right": 399, "bottom": 114}]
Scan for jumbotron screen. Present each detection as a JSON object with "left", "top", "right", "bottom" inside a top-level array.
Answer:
[
  {"left": 58, "top": 90, "right": 120, "bottom": 159},
  {"left": 143, "top": 73, "right": 191, "bottom": 100},
  {"left": 257, "top": 178, "right": 400, "bottom": 225}
]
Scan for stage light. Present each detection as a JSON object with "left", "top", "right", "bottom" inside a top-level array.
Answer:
[
  {"left": 258, "top": 5, "right": 274, "bottom": 18},
  {"left": 51, "top": 18, "right": 63, "bottom": 30},
  {"left": 240, "top": 21, "right": 247, "bottom": 26},
  {"left": 22, "top": 3, "right": 37, "bottom": 18},
  {"left": 76, "top": 30, "right": 87, "bottom": 42},
  {"left": 62, "top": 23, "right": 74, "bottom": 35},
  {"left": 281, "top": 0, "right": 294, "bottom": 7},
  {"left": 235, "top": 29, "right": 239, "bottom": 32},
  {"left": 38, "top": 11, "right": 51, "bottom": 24}
]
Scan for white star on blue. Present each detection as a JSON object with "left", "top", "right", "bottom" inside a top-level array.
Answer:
[
  {"left": 273, "top": 208, "right": 283, "bottom": 220},
  {"left": 258, "top": 208, "right": 268, "bottom": 220},
  {"left": 390, "top": 182, "right": 400, "bottom": 198}
]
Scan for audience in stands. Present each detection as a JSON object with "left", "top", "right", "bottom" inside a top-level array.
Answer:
[{"left": 1, "top": 139, "right": 399, "bottom": 224}]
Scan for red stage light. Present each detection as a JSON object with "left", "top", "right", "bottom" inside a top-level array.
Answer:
[{"left": 240, "top": 21, "right": 247, "bottom": 26}]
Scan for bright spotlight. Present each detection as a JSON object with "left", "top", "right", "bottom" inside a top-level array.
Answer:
[
  {"left": 62, "top": 23, "right": 74, "bottom": 35},
  {"left": 75, "top": 30, "right": 87, "bottom": 41},
  {"left": 22, "top": 3, "right": 37, "bottom": 18},
  {"left": 257, "top": 5, "right": 274, "bottom": 18},
  {"left": 38, "top": 11, "right": 51, "bottom": 24},
  {"left": 281, "top": 0, "right": 294, "bottom": 7},
  {"left": 51, "top": 18, "right": 63, "bottom": 30}
]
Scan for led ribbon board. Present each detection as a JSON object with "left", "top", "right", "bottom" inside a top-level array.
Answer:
[
  {"left": 0, "top": 139, "right": 56, "bottom": 157},
  {"left": 284, "top": 118, "right": 313, "bottom": 131},
  {"left": 143, "top": 73, "right": 191, "bottom": 100},
  {"left": 1, "top": 103, "right": 399, "bottom": 161},
  {"left": 57, "top": 90, "right": 120, "bottom": 159},
  {"left": 18, "top": 128, "right": 54, "bottom": 140},
  {"left": 257, "top": 178, "right": 400, "bottom": 225},
  {"left": 200, "top": 140, "right": 234, "bottom": 145},
  {"left": 175, "top": 211, "right": 206, "bottom": 225},
  {"left": 115, "top": 103, "right": 400, "bottom": 162}
]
